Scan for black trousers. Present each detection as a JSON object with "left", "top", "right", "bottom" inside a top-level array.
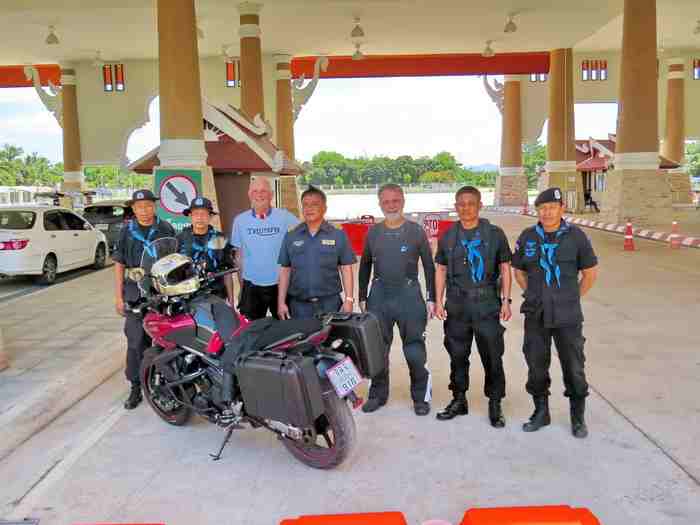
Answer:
[
  {"left": 124, "top": 311, "right": 150, "bottom": 384},
  {"left": 367, "top": 281, "right": 430, "bottom": 404},
  {"left": 444, "top": 304, "right": 506, "bottom": 400},
  {"left": 289, "top": 294, "right": 342, "bottom": 320},
  {"left": 238, "top": 280, "right": 279, "bottom": 320},
  {"left": 522, "top": 317, "right": 588, "bottom": 399}
]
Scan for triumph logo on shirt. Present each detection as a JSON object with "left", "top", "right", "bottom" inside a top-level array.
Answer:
[{"left": 246, "top": 226, "right": 281, "bottom": 236}]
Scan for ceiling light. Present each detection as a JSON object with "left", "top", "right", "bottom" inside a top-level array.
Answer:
[
  {"left": 482, "top": 40, "right": 495, "bottom": 58},
  {"left": 504, "top": 14, "right": 517, "bottom": 34},
  {"left": 45, "top": 25, "right": 59, "bottom": 45},
  {"left": 92, "top": 50, "right": 104, "bottom": 67},
  {"left": 350, "top": 17, "right": 365, "bottom": 43}
]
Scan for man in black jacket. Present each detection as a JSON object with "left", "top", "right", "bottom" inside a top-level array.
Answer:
[{"left": 512, "top": 187, "right": 598, "bottom": 438}]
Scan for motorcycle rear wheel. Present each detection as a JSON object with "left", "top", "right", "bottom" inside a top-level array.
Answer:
[
  {"left": 281, "top": 385, "right": 357, "bottom": 469},
  {"left": 140, "top": 347, "right": 192, "bottom": 426}
]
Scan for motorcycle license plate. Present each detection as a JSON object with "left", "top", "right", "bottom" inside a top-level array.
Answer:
[{"left": 327, "top": 357, "right": 363, "bottom": 398}]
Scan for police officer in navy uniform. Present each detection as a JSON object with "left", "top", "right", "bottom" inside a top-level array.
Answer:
[
  {"left": 358, "top": 183, "right": 435, "bottom": 416},
  {"left": 113, "top": 189, "right": 176, "bottom": 410},
  {"left": 177, "top": 196, "right": 234, "bottom": 303},
  {"left": 512, "top": 187, "right": 598, "bottom": 438},
  {"left": 277, "top": 187, "right": 356, "bottom": 319},
  {"left": 434, "top": 186, "right": 513, "bottom": 427}
]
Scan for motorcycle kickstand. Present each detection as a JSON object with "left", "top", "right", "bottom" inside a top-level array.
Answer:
[{"left": 209, "top": 420, "right": 244, "bottom": 461}]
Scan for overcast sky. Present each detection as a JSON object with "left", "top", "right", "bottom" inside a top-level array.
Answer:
[{"left": 0, "top": 76, "right": 618, "bottom": 166}]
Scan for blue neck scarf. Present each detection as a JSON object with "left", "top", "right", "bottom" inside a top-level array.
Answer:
[
  {"left": 535, "top": 221, "right": 568, "bottom": 287},
  {"left": 192, "top": 227, "right": 219, "bottom": 270},
  {"left": 128, "top": 218, "right": 160, "bottom": 260},
  {"left": 461, "top": 235, "right": 485, "bottom": 283}
]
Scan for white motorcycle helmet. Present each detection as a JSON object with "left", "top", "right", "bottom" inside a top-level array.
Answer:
[{"left": 150, "top": 253, "right": 200, "bottom": 296}]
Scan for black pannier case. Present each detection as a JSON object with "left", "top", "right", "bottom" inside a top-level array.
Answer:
[
  {"left": 327, "top": 312, "right": 385, "bottom": 378},
  {"left": 236, "top": 353, "right": 325, "bottom": 429}
]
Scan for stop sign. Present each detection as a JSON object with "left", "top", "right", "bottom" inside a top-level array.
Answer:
[{"left": 422, "top": 214, "right": 441, "bottom": 238}]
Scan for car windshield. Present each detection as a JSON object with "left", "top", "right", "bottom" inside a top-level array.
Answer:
[
  {"left": 0, "top": 210, "right": 36, "bottom": 230},
  {"left": 84, "top": 205, "right": 127, "bottom": 220}
]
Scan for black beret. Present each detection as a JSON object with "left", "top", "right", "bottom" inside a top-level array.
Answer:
[{"left": 535, "top": 187, "right": 564, "bottom": 207}]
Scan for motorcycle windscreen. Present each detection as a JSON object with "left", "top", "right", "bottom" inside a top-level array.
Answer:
[{"left": 138, "top": 236, "right": 179, "bottom": 296}]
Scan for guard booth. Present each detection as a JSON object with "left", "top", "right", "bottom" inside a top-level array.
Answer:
[{"left": 129, "top": 100, "right": 301, "bottom": 235}]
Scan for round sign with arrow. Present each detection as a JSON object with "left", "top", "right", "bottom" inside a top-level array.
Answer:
[{"left": 159, "top": 175, "right": 197, "bottom": 215}]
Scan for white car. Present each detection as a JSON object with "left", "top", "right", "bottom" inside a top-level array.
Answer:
[{"left": 0, "top": 205, "right": 108, "bottom": 285}]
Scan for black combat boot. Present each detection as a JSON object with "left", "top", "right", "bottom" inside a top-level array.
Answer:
[
  {"left": 124, "top": 382, "right": 143, "bottom": 410},
  {"left": 413, "top": 401, "right": 430, "bottom": 416},
  {"left": 522, "top": 395, "right": 550, "bottom": 432},
  {"left": 488, "top": 399, "right": 505, "bottom": 428},
  {"left": 570, "top": 398, "right": 588, "bottom": 438},
  {"left": 436, "top": 393, "right": 468, "bottom": 421},
  {"left": 361, "top": 397, "right": 387, "bottom": 413}
]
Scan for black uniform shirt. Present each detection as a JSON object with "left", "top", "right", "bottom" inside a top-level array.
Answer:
[
  {"left": 278, "top": 221, "right": 356, "bottom": 299},
  {"left": 113, "top": 218, "right": 176, "bottom": 268},
  {"left": 358, "top": 220, "right": 436, "bottom": 302},
  {"left": 511, "top": 221, "right": 597, "bottom": 326},
  {"left": 435, "top": 222, "right": 512, "bottom": 287}
]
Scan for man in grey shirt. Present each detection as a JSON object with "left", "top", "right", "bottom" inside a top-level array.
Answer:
[{"left": 359, "top": 184, "right": 436, "bottom": 416}]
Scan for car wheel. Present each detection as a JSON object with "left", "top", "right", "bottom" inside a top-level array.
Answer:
[
  {"left": 37, "top": 255, "right": 57, "bottom": 286},
  {"left": 93, "top": 243, "right": 107, "bottom": 270}
]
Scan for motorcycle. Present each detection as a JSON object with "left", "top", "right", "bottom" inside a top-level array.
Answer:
[{"left": 126, "top": 236, "right": 384, "bottom": 469}]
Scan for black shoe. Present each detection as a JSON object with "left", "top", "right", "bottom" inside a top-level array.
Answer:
[
  {"left": 436, "top": 394, "right": 468, "bottom": 421},
  {"left": 361, "top": 397, "right": 387, "bottom": 413},
  {"left": 488, "top": 399, "right": 505, "bottom": 428},
  {"left": 124, "top": 383, "right": 142, "bottom": 410},
  {"left": 522, "top": 395, "right": 550, "bottom": 432},
  {"left": 570, "top": 398, "right": 589, "bottom": 439},
  {"left": 414, "top": 402, "right": 430, "bottom": 416}
]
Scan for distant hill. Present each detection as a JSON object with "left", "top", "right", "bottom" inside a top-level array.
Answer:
[{"left": 465, "top": 163, "right": 498, "bottom": 172}]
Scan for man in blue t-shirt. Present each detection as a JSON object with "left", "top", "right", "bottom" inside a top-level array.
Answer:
[{"left": 230, "top": 177, "right": 299, "bottom": 319}]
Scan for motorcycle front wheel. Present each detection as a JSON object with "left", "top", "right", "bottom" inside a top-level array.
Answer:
[
  {"left": 140, "top": 347, "right": 192, "bottom": 426},
  {"left": 281, "top": 385, "right": 357, "bottom": 469}
]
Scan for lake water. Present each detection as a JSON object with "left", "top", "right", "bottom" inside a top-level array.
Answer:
[{"left": 326, "top": 190, "right": 495, "bottom": 220}]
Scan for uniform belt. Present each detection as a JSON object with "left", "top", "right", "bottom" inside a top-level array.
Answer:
[
  {"left": 451, "top": 286, "right": 498, "bottom": 300},
  {"left": 373, "top": 277, "right": 416, "bottom": 287},
  {"left": 294, "top": 293, "right": 338, "bottom": 303}
]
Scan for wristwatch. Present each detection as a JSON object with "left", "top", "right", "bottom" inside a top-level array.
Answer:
[{"left": 501, "top": 297, "right": 513, "bottom": 304}]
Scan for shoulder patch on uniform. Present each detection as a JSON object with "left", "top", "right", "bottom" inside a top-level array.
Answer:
[
  {"left": 322, "top": 239, "right": 336, "bottom": 246},
  {"left": 293, "top": 240, "right": 304, "bottom": 247}
]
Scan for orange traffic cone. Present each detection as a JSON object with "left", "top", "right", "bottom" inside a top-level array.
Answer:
[
  {"left": 670, "top": 220, "right": 681, "bottom": 250},
  {"left": 623, "top": 221, "right": 635, "bottom": 251}
]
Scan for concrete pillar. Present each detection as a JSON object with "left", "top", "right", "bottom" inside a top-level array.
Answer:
[
  {"left": 274, "top": 54, "right": 301, "bottom": 216},
  {"left": 604, "top": 0, "right": 672, "bottom": 226},
  {"left": 60, "top": 68, "right": 83, "bottom": 193},
  {"left": 545, "top": 48, "right": 582, "bottom": 212},
  {"left": 662, "top": 58, "right": 685, "bottom": 164},
  {"left": 238, "top": 2, "right": 265, "bottom": 120},
  {"left": 156, "top": 0, "right": 220, "bottom": 227},
  {"left": 495, "top": 76, "right": 527, "bottom": 207}
]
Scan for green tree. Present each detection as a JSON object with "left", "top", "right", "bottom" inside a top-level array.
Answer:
[
  {"left": 686, "top": 142, "right": 700, "bottom": 178},
  {"left": 522, "top": 140, "right": 547, "bottom": 188},
  {"left": 419, "top": 170, "right": 455, "bottom": 183}
]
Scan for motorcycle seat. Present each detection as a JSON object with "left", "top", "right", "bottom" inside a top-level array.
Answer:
[{"left": 253, "top": 318, "right": 324, "bottom": 351}]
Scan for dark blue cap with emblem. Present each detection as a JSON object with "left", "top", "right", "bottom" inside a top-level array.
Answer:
[
  {"left": 183, "top": 196, "right": 217, "bottom": 216},
  {"left": 535, "top": 187, "right": 564, "bottom": 207},
  {"left": 127, "top": 189, "right": 158, "bottom": 205}
]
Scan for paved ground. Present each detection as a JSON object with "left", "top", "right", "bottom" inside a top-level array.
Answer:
[
  {"left": 0, "top": 265, "right": 101, "bottom": 304},
  {"left": 1, "top": 212, "right": 699, "bottom": 525}
]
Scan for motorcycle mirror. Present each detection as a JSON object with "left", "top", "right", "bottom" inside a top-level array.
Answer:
[
  {"left": 208, "top": 236, "right": 228, "bottom": 251},
  {"left": 127, "top": 268, "right": 145, "bottom": 282}
]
